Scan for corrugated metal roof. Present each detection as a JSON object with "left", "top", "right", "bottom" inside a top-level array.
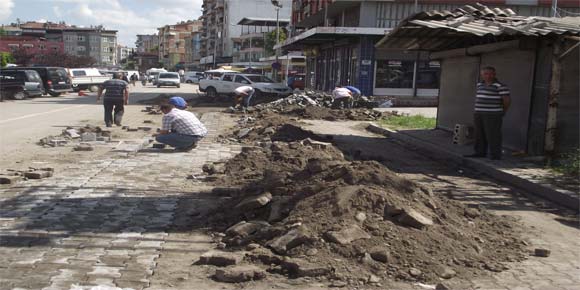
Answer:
[{"left": 377, "top": 4, "right": 580, "bottom": 51}]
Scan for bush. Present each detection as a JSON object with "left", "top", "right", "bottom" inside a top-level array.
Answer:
[{"left": 553, "top": 148, "right": 580, "bottom": 176}]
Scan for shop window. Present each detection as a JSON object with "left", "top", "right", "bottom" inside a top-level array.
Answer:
[
  {"left": 375, "top": 60, "right": 414, "bottom": 88},
  {"left": 416, "top": 61, "right": 440, "bottom": 89}
]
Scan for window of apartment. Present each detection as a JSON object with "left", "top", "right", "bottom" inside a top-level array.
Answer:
[
  {"left": 8, "top": 44, "right": 19, "bottom": 50},
  {"left": 109, "top": 47, "right": 114, "bottom": 53},
  {"left": 52, "top": 46, "right": 58, "bottom": 51},
  {"left": 22, "top": 44, "right": 34, "bottom": 48},
  {"left": 39, "top": 44, "right": 46, "bottom": 50},
  {"left": 103, "top": 47, "right": 109, "bottom": 52},
  {"left": 91, "top": 46, "right": 98, "bottom": 51},
  {"left": 101, "top": 37, "right": 108, "bottom": 43},
  {"left": 102, "top": 56, "right": 108, "bottom": 62},
  {"left": 77, "top": 35, "right": 85, "bottom": 41},
  {"left": 77, "top": 46, "right": 86, "bottom": 52}
]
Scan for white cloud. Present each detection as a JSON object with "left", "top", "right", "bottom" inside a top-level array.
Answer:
[
  {"left": 0, "top": 0, "right": 14, "bottom": 22},
  {"left": 53, "top": 6, "right": 62, "bottom": 17}
]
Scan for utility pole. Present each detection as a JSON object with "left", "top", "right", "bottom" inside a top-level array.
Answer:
[{"left": 271, "top": 0, "right": 283, "bottom": 82}]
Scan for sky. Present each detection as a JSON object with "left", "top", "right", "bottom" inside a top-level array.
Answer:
[{"left": 0, "top": 0, "right": 204, "bottom": 46}]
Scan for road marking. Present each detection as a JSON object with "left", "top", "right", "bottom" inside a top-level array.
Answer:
[{"left": 0, "top": 105, "right": 89, "bottom": 125}]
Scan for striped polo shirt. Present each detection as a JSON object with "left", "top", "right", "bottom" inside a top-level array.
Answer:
[
  {"left": 475, "top": 81, "right": 510, "bottom": 113},
  {"left": 102, "top": 79, "right": 128, "bottom": 100}
]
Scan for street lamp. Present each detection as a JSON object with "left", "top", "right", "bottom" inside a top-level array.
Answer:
[{"left": 271, "top": 0, "right": 283, "bottom": 81}]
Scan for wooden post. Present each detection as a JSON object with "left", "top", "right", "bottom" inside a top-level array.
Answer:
[{"left": 544, "top": 39, "right": 562, "bottom": 158}]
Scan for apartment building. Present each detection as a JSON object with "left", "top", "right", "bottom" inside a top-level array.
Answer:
[
  {"left": 158, "top": 20, "right": 202, "bottom": 69},
  {"left": 232, "top": 17, "right": 290, "bottom": 65},
  {"left": 199, "top": 0, "right": 291, "bottom": 67},
  {"left": 184, "top": 30, "right": 202, "bottom": 66},
  {"left": 135, "top": 34, "right": 159, "bottom": 53},
  {"left": 117, "top": 45, "right": 133, "bottom": 64},
  {"left": 282, "top": 0, "right": 580, "bottom": 97}
]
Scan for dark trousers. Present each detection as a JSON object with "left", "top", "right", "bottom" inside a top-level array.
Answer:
[
  {"left": 103, "top": 98, "right": 124, "bottom": 126},
  {"left": 473, "top": 112, "right": 503, "bottom": 158}
]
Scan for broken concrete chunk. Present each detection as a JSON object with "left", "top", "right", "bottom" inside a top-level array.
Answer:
[
  {"left": 235, "top": 192, "right": 272, "bottom": 211},
  {"left": 214, "top": 265, "right": 266, "bottom": 283},
  {"left": 126, "top": 127, "right": 139, "bottom": 132},
  {"left": 268, "top": 197, "right": 290, "bottom": 222},
  {"left": 152, "top": 143, "right": 166, "bottom": 149},
  {"left": 198, "top": 250, "right": 243, "bottom": 267},
  {"left": 355, "top": 212, "right": 367, "bottom": 222},
  {"left": 0, "top": 175, "right": 21, "bottom": 184},
  {"left": 65, "top": 129, "right": 80, "bottom": 138},
  {"left": 138, "top": 126, "right": 152, "bottom": 131},
  {"left": 384, "top": 203, "right": 404, "bottom": 217},
  {"left": 534, "top": 248, "right": 550, "bottom": 257},
  {"left": 282, "top": 258, "right": 330, "bottom": 277},
  {"left": 301, "top": 138, "right": 332, "bottom": 149},
  {"left": 263, "top": 127, "right": 276, "bottom": 135},
  {"left": 24, "top": 171, "right": 52, "bottom": 179},
  {"left": 325, "top": 224, "right": 370, "bottom": 245},
  {"left": 225, "top": 221, "right": 266, "bottom": 238},
  {"left": 237, "top": 128, "right": 252, "bottom": 139},
  {"left": 267, "top": 226, "right": 309, "bottom": 254},
  {"left": 369, "top": 247, "right": 392, "bottom": 263},
  {"left": 74, "top": 144, "right": 94, "bottom": 151},
  {"left": 397, "top": 209, "right": 433, "bottom": 229},
  {"left": 81, "top": 132, "right": 97, "bottom": 142},
  {"left": 436, "top": 266, "right": 456, "bottom": 279},
  {"left": 464, "top": 208, "right": 481, "bottom": 218}
]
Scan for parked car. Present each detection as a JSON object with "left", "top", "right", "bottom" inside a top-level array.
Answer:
[
  {"left": 184, "top": 71, "right": 204, "bottom": 84},
  {"left": 156, "top": 72, "right": 181, "bottom": 88},
  {"left": 199, "top": 73, "right": 292, "bottom": 98},
  {"left": 0, "top": 75, "right": 26, "bottom": 101},
  {"left": 0, "top": 69, "right": 44, "bottom": 98},
  {"left": 2, "top": 66, "right": 72, "bottom": 97},
  {"left": 146, "top": 68, "right": 167, "bottom": 84},
  {"left": 67, "top": 68, "right": 111, "bottom": 92}
]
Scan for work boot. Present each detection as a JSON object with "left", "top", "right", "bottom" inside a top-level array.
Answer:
[{"left": 114, "top": 111, "right": 124, "bottom": 126}]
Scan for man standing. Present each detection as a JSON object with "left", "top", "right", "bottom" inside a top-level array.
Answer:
[
  {"left": 155, "top": 102, "right": 207, "bottom": 151},
  {"left": 97, "top": 73, "right": 128, "bottom": 127},
  {"left": 466, "top": 66, "right": 511, "bottom": 160},
  {"left": 233, "top": 85, "right": 255, "bottom": 109}
]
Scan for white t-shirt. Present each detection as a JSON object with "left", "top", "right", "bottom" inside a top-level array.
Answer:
[
  {"left": 332, "top": 87, "right": 352, "bottom": 99},
  {"left": 234, "top": 86, "right": 254, "bottom": 95}
]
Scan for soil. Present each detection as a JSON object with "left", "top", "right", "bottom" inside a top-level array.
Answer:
[{"left": 197, "top": 114, "right": 528, "bottom": 287}]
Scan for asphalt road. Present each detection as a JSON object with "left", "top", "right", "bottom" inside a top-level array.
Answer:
[{"left": 0, "top": 83, "right": 200, "bottom": 162}]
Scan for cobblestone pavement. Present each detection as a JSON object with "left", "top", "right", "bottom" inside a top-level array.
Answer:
[
  {"left": 304, "top": 120, "right": 580, "bottom": 290},
  {"left": 0, "top": 112, "right": 244, "bottom": 290}
]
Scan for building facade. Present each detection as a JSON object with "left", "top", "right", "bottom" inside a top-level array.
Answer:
[
  {"left": 184, "top": 30, "right": 202, "bottom": 66},
  {"left": 232, "top": 18, "right": 290, "bottom": 65},
  {"left": 199, "top": 0, "right": 292, "bottom": 67},
  {"left": 117, "top": 45, "right": 133, "bottom": 64},
  {"left": 135, "top": 34, "right": 159, "bottom": 54},
  {"left": 158, "top": 20, "right": 202, "bottom": 69},
  {"left": 283, "top": 0, "right": 580, "bottom": 97}
]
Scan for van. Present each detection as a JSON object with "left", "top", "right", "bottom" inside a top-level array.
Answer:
[
  {"left": 0, "top": 69, "right": 44, "bottom": 98},
  {"left": 3, "top": 67, "right": 72, "bottom": 97},
  {"left": 184, "top": 71, "right": 204, "bottom": 84}
]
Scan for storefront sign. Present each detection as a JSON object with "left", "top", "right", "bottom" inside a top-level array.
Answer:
[{"left": 361, "top": 60, "right": 372, "bottom": 66}]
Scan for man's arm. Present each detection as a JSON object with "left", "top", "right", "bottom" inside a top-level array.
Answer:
[
  {"left": 502, "top": 95, "right": 511, "bottom": 113},
  {"left": 97, "top": 86, "right": 103, "bottom": 102},
  {"left": 124, "top": 88, "right": 129, "bottom": 105}
]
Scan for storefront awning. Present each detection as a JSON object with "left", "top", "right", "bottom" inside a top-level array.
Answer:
[{"left": 276, "top": 27, "right": 391, "bottom": 50}]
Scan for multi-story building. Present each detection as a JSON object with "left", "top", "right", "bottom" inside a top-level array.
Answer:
[
  {"left": 135, "top": 53, "right": 159, "bottom": 72},
  {"left": 1, "top": 21, "right": 118, "bottom": 67},
  {"left": 117, "top": 45, "right": 133, "bottom": 64},
  {"left": 282, "top": 0, "right": 580, "bottom": 97},
  {"left": 1, "top": 21, "right": 67, "bottom": 62},
  {"left": 184, "top": 30, "right": 203, "bottom": 66},
  {"left": 135, "top": 34, "right": 159, "bottom": 54},
  {"left": 232, "top": 17, "right": 290, "bottom": 65},
  {"left": 199, "top": 0, "right": 291, "bottom": 67},
  {"left": 158, "top": 20, "right": 202, "bottom": 69}
]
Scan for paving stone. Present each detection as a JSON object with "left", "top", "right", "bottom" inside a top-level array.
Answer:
[
  {"left": 198, "top": 250, "right": 243, "bottom": 266},
  {"left": 397, "top": 208, "right": 433, "bottom": 229},
  {"left": 214, "top": 265, "right": 266, "bottom": 283},
  {"left": 325, "top": 224, "right": 371, "bottom": 245},
  {"left": 267, "top": 225, "right": 310, "bottom": 254},
  {"left": 281, "top": 258, "right": 331, "bottom": 277}
]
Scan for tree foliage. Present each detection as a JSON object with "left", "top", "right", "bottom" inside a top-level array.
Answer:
[
  {"left": 0, "top": 52, "right": 15, "bottom": 67},
  {"left": 265, "top": 28, "right": 287, "bottom": 57},
  {"left": 10, "top": 49, "right": 96, "bottom": 68}
]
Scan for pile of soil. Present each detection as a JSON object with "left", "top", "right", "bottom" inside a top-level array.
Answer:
[{"left": 197, "top": 117, "right": 527, "bottom": 287}]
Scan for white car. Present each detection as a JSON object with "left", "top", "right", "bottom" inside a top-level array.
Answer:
[
  {"left": 66, "top": 68, "right": 111, "bottom": 92},
  {"left": 199, "top": 73, "right": 292, "bottom": 98},
  {"left": 184, "top": 71, "right": 204, "bottom": 84},
  {"left": 156, "top": 72, "right": 180, "bottom": 88}
]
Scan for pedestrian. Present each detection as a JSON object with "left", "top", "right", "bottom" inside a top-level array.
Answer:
[
  {"left": 97, "top": 73, "right": 129, "bottom": 127},
  {"left": 332, "top": 86, "right": 353, "bottom": 109},
  {"left": 130, "top": 73, "right": 138, "bottom": 86},
  {"left": 122, "top": 73, "right": 129, "bottom": 83},
  {"left": 233, "top": 85, "right": 255, "bottom": 110},
  {"left": 139, "top": 73, "right": 147, "bottom": 86},
  {"left": 169, "top": 96, "right": 187, "bottom": 110},
  {"left": 155, "top": 102, "right": 207, "bottom": 151},
  {"left": 465, "top": 66, "right": 511, "bottom": 160}
]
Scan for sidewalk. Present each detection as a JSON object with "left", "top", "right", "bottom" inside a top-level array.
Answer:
[{"left": 367, "top": 124, "right": 580, "bottom": 211}]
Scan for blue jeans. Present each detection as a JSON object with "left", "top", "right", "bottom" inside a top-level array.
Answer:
[{"left": 155, "top": 133, "right": 202, "bottom": 149}]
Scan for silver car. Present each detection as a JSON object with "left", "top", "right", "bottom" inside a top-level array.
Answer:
[{"left": 156, "top": 72, "right": 180, "bottom": 88}]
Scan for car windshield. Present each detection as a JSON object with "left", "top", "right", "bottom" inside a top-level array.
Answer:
[
  {"left": 159, "top": 73, "right": 178, "bottom": 79},
  {"left": 246, "top": 75, "right": 274, "bottom": 83},
  {"left": 49, "top": 69, "right": 68, "bottom": 80}
]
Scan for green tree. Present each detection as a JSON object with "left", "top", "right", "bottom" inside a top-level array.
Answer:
[
  {"left": 0, "top": 28, "right": 6, "bottom": 36},
  {"left": 264, "top": 28, "right": 287, "bottom": 57},
  {"left": 0, "top": 52, "right": 15, "bottom": 67}
]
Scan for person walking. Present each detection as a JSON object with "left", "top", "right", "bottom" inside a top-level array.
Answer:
[
  {"left": 465, "top": 66, "right": 511, "bottom": 160},
  {"left": 233, "top": 85, "right": 255, "bottom": 110},
  {"left": 155, "top": 102, "right": 207, "bottom": 151},
  {"left": 130, "top": 73, "right": 138, "bottom": 86},
  {"left": 97, "top": 73, "right": 129, "bottom": 127}
]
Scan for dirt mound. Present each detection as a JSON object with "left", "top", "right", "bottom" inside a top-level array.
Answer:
[{"left": 197, "top": 121, "right": 527, "bottom": 287}]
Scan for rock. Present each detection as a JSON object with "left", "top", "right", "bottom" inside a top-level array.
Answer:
[
  {"left": 246, "top": 243, "right": 260, "bottom": 251},
  {"left": 49, "top": 139, "right": 68, "bottom": 147},
  {"left": 235, "top": 192, "right": 272, "bottom": 211},
  {"left": 143, "top": 120, "right": 153, "bottom": 123},
  {"left": 246, "top": 248, "right": 283, "bottom": 265},
  {"left": 330, "top": 280, "right": 348, "bottom": 288},
  {"left": 152, "top": 143, "right": 166, "bottom": 149},
  {"left": 355, "top": 212, "right": 367, "bottom": 222},
  {"left": 198, "top": 251, "right": 243, "bottom": 267},
  {"left": 436, "top": 282, "right": 452, "bottom": 290},
  {"left": 436, "top": 266, "right": 456, "bottom": 279},
  {"left": 301, "top": 138, "right": 331, "bottom": 149},
  {"left": 100, "top": 131, "right": 111, "bottom": 137},
  {"left": 464, "top": 208, "right": 481, "bottom": 218},
  {"left": 268, "top": 197, "right": 289, "bottom": 222},
  {"left": 384, "top": 203, "right": 404, "bottom": 217},
  {"left": 267, "top": 226, "right": 309, "bottom": 254},
  {"left": 74, "top": 144, "right": 94, "bottom": 151},
  {"left": 81, "top": 132, "right": 97, "bottom": 142},
  {"left": 534, "top": 248, "right": 550, "bottom": 257},
  {"left": 325, "top": 224, "right": 370, "bottom": 245},
  {"left": 214, "top": 265, "right": 266, "bottom": 283},
  {"left": 368, "top": 274, "right": 381, "bottom": 283},
  {"left": 306, "top": 248, "right": 318, "bottom": 256},
  {"left": 202, "top": 164, "right": 217, "bottom": 175},
  {"left": 216, "top": 242, "right": 226, "bottom": 249},
  {"left": 0, "top": 175, "right": 21, "bottom": 184},
  {"left": 397, "top": 209, "right": 433, "bottom": 229},
  {"left": 263, "top": 127, "right": 276, "bottom": 135},
  {"left": 282, "top": 258, "right": 330, "bottom": 277},
  {"left": 24, "top": 171, "right": 52, "bottom": 179},
  {"left": 138, "top": 126, "right": 152, "bottom": 131},
  {"left": 126, "top": 127, "right": 139, "bottom": 132},
  {"left": 65, "top": 129, "right": 80, "bottom": 138},
  {"left": 361, "top": 253, "right": 374, "bottom": 265},
  {"left": 409, "top": 268, "right": 422, "bottom": 277},
  {"left": 225, "top": 221, "right": 268, "bottom": 238},
  {"left": 96, "top": 136, "right": 110, "bottom": 142},
  {"left": 237, "top": 128, "right": 252, "bottom": 139},
  {"left": 369, "top": 248, "right": 392, "bottom": 263}
]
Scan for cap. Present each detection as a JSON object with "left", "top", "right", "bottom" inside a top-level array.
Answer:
[{"left": 169, "top": 96, "right": 187, "bottom": 109}]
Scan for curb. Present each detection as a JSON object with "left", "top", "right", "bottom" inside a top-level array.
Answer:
[{"left": 367, "top": 123, "right": 579, "bottom": 211}]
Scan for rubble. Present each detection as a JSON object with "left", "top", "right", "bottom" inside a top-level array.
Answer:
[
  {"left": 38, "top": 124, "right": 113, "bottom": 148},
  {"left": 214, "top": 265, "right": 266, "bottom": 283},
  {"left": 24, "top": 170, "right": 53, "bottom": 179},
  {"left": 325, "top": 224, "right": 371, "bottom": 245},
  {"left": 198, "top": 251, "right": 243, "bottom": 267},
  {"left": 0, "top": 175, "right": 22, "bottom": 184},
  {"left": 534, "top": 248, "right": 551, "bottom": 257},
  {"left": 74, "top": 144, "right": 94, "bottom": 151}
]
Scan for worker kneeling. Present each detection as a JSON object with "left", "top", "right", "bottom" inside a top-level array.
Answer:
[
  {"left": 155, "top": 102, "right": 207, "bottom": 152},
  {"left": 332, "top": 86, "right": 353, "bottom": 109}
]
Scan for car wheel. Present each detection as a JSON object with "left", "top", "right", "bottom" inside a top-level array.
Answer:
[
  {"left": 88, "top": 85, "right": 99, "bottom": 92},
  {"left": 186, "top": 80, "right": 192, "bottom": 83},
  {"left": 48, "top": 92, "right": 62, "bottom": 97},
  {"left": 206, "top": 87, "right": 217, "bottom": 98},
  {"left": 12, "top": 91, "right": 27, "bottom": 100}
]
